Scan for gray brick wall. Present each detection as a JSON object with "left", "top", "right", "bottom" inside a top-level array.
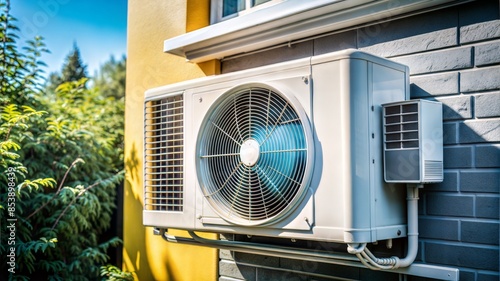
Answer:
[{"left": 220, "top": 1, "right": 500, "bottom": 280}]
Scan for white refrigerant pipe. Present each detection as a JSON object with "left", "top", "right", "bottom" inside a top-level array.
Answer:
[{"left": 347, "top": 185, "right": 420, "bottom": 269}]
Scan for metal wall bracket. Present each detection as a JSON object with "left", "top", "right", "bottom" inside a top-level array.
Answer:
[{"left": 159, "top": 229, "right": 459, "bottom": 280}]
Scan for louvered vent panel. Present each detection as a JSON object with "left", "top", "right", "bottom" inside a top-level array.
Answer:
[
  {"left": 424, "top": 160, "right": 443, "bottom": 182},
  {"left": 384, "top": 103, "right": 419, "bottom": 150},
  {"left": 144, "top": 94, "right": 184, "bottom": 211}
]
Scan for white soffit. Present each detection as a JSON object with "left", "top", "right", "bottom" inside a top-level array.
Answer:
[{"left": 164, "top": 0, "right": 471, "bottom": 63}]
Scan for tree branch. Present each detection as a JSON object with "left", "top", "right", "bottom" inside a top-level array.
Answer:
[
  {"left": 51, "top": 179, "right": 102, "bottom": 231},
  {"left": 26, "top": 158, "right": 83, "bottom": 219}
]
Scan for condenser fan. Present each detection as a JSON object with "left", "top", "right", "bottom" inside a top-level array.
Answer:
[{"left": 197, "top": 84, "right": 313, "bottom": 226}]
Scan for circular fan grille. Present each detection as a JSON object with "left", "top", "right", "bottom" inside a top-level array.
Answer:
[{"left": 197, "top": 85, "right": 312, "bottom": 225}]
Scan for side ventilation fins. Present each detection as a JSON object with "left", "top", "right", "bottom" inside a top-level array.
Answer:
[{"left": 144, "top": 94, "right": 184, "bottom": 211}]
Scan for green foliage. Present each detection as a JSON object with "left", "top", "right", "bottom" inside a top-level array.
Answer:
[
  {"left": 0, "top": 1, "right": 127, "bottom": 280},
  {"left": 100, "top": 265, "right": 134, "bottom": 281},
  {"left": 93, "top": 55, "right": 126, "bottom": 100},
  {"left": 0, "top": 5, "right": 48, "bottom": 107}
]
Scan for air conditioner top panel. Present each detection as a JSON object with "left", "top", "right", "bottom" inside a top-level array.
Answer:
[
  {"left": 144, "top": 55, "right": 311, "bottom": 101},
  {"left": 311, "top": 49, "right": 409, "bottom": 73},
  {"left": 145, "top": 49, "right": 408, "bottom": 101}
]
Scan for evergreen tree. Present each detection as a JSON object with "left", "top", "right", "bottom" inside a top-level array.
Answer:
[
  {"left": 46, "top": 42, "right": 88, "bottom": 92},
  {"left": 61, "top": 42, "right": 87, "bottom": 82}
]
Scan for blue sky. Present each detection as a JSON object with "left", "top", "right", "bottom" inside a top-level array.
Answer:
[{"left": 12, "top": 0, "right": 127, "bottom": 77}]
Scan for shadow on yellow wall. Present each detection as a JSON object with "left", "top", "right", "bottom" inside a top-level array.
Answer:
[
  {"left": 125, "top": 1, "right": 220, "bottom": 279},
  {"left": 124, "top": 142, "right": 218, "bottom": 281}
]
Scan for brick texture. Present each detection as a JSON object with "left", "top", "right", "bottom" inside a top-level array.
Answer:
[
  {"left": 393, "top": 47, "right": 473, "bottom": 75},
  {"left": 443, "top": 122, "right": 458, "bottom": 144},
  {"left": 461, "top": 220, "right": 499, "bottom": 245},
  {"left": 221, "top": 41, "right": 313, "bottom": 74},
  {"left": 460, "top": 171, "right": 500, "bottom": 193},
  {"left": 219, "top": 1, "right": 500, "bottom": 280},
  {"left": 419, "top": 218, "right": 459, "bottom": 241},
  {"left": 475, "top": 145, "right": 500, "bottom": 167},
  {"left": 425, "top": 242, "right": 499, "bottom": 271},
  {"left": 476, "top": 196, "right": 500, "bottom": 219},
  {"left": 443, "top": 146, "right": 473, "bottom": 168},
  {"left": 426, "top": 171, "right": 458, "bottom": 192},
  {"left": 437, "top": 95, "right": 472, "bottom": 121},
  {"left": 410, "top": 72, "right": 459, "bottom": 98},
  {"left": 358, "top": 8, "right": 457, "bottom": 57},
  {"left": 475, "top": 40, "right": 500, "bottom": 66},
  {"left": 475, "top": 92, "right": 500, "bottom": 118},
  {"left": 460, "top": 20, "right": 500, "bottom": 43},
  {"left": 477, "top": 272, "right": 500, "bottom": 281},
  {"left": 460, "top": 66, "right": 500, "bottom": 93},
  {"left": 459, "top": 120, "right": 500, "bottom": 143},
  {"left": 313, "top": 31, "right": 357, "bottom": 56},
  {"left": 426, "top": 193, "right": 474, "bottom": 217}
]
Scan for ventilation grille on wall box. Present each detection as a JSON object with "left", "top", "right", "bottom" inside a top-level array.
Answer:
[
  {"left": 383, "top": 99, "right": 443, "bottom": 183},
  {"left": 144, "top": 94, "right": 184, "bottom": 211},
  {"left": 384, "top": 103, "right": 419, "bottom": 150},
  {"left": 424, "top": 160, "right": 443, "bottom": 181}
]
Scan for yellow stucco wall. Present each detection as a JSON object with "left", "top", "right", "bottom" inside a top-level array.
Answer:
[{"left": 125, "top": 0, "right": 218, "bottom": 280}]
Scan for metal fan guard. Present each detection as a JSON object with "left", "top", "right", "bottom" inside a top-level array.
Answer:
[{"left": 196, "top": 84, "right": 313, "bottom": 226}]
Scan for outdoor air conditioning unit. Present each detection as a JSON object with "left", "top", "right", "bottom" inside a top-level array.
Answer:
[{"left": 143, "top": 49, "right": 412, "bottom": 244}]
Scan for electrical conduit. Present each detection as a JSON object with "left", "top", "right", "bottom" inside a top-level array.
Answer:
[{"left": 347, "top": 185, "right": 420, "bottom": 269}]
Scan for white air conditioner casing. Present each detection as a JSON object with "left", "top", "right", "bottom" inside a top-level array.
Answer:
[{"left": 144, "top": 49, "right": 410, "bottom": 244}]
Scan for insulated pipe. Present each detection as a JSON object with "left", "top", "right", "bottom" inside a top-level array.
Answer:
[
  {"left": 397, "top": 185, "right": 420, "bottom": 268},
  {"left": 347, "top": 185, "right": 421, "bottom": 269}
]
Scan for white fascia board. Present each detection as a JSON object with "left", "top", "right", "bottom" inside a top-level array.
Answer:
[{"left": 164, "top": 0, "right": 468, "bottom": 63}]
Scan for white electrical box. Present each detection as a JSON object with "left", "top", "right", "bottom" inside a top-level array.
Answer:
[{"left": 383, "top": 100, "right": 443, "bottom": 183}]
